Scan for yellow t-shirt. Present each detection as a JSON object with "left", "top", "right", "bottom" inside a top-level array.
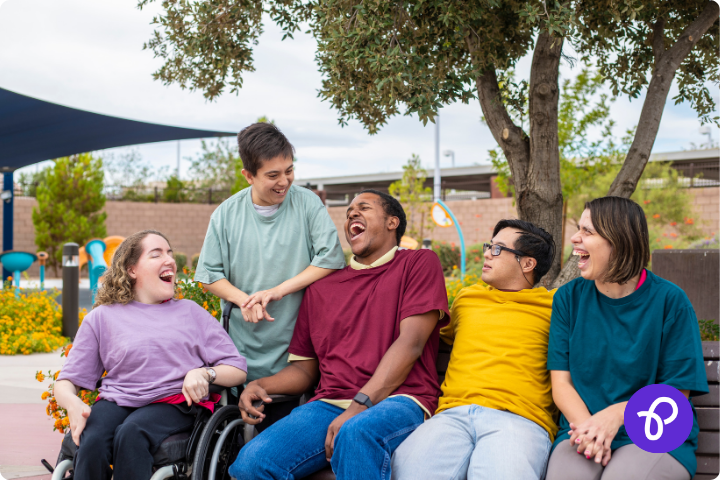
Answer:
[{"left": 438, "top": 284, "right": 558, "bottom": 441}]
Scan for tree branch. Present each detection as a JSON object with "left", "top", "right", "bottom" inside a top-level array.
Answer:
[
  {"left": 652, "top": 17, "right": 666, "bottom": 69},
  {"left": 608, "top": 1, "right": 719, "bottom": 198}
]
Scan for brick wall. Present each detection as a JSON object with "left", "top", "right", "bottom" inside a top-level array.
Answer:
[{"left": 2, "top": 187, "right": 717, "bottom": 277}]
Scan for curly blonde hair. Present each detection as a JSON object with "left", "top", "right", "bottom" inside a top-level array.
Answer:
[{"left": 94, "top": 230, "right": 175, "bottom": 306}]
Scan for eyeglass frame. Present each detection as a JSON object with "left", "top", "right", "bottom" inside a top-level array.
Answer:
[{"left": 482, "top": 243, "right": 529, "bottom": 258}]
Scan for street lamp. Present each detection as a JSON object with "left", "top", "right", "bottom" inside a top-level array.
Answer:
[{"left": 443, "top": 150, "right": 455, "bottom": 168}]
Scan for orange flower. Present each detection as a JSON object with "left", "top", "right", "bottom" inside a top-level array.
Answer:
[
  {"left": 670, "top": 222, "right": 677, "bottom": 226},
  {"left": 643, "top": 200, "right": 651, "bottom": 205},
  {"left": 662, "top": 233, "right": 667, "bottom": 237},
  {"left": 664, "top": 245, "right": 673, "bottom": 249},
  {"left": 36, "top": 372, "right": 45, "bottom": 382},
  {"left": 652, "top": 214, "right": 661, "bottom": 219},
  {"left": 41, "top": 391, "right": 50, "bottom": 400},
  {"left": 211, "top": 310, "right": 218, "bottom": 317},
  {"left": 54, "top": 371, "right": 59, "bottom": 380},
  {"left": 685, "top": 218, "right": 694, "bottom": 225},
  {"left": 474, "top": 256, "right": 481, "bottom": 262},
  {"left": 670, "top": 233, "right": 677, "bottom": 238},
  {"left": 62, "top": 417, "right": 70, "bottom": 427}
]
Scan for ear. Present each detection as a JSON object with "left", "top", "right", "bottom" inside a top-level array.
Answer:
[
  {"left": 386, "top": 215, "right": 400, "bottom": 233},
  {"left": 520, "top": 256, "right": 537, "bottom": 274},
  {"left": 241, "top": 169, "right": 255, "bottom": 185},
  {"left": 127, "top": 266, "right": 137, "bottom": 280}
]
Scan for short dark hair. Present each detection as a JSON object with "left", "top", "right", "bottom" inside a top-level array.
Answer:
[
  {"left": 492, "top": 219, "right": 556, "bottom": 282},
  {"left": 584, "top": 196, "right": 649, "bottom": 284},
  {"left": 237, "top": 123, "right": 295, "bottom": 176},
  {"left": 358, "top": 189, "right": 407, "bottom": 245}
]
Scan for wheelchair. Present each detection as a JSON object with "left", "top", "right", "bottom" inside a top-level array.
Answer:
[{"left": 42, "top": 302, "right": 300, "bottom": 480}]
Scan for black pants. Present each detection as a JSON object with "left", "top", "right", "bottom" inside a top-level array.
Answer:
[{"left": 73, "top": 400, "right": 196, "bottom": 480}]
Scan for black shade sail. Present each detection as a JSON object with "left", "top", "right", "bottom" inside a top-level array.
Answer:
[{"left": 0, "top": 87, "right": 235, "bottom": 171}]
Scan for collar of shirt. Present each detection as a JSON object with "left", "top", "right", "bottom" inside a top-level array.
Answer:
[{"left": 350, "top": 246, "right": 398, "bottom": 270}]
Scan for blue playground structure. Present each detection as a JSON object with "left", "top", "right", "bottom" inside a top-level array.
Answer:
[
  {"left": 0, "top": 250, "right": 38, "bottom": 290},
  {"left": 84, "top": 239, "right": 107, "bottom": 304}
]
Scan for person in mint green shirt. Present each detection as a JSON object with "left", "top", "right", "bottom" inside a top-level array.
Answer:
[
  {"left": 546, "top": 196, "right": 708, "bottom": 480},
  {"left": 194, "top": 123, "right": 346, "bottom": 418}
]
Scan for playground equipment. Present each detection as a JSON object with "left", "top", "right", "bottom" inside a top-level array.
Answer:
[
  {"left": 79, "top": 235, "right": 124, "bottom": 276},
  {"left": 399, "top": 236, "right": 419, "bottom": 250},
  {"left": 37, "top": 252, "right": 48, "bottom": 290},
  {"left": 85, "top": 239, "right": 107, "bottom": 305},
  {"left": 432, "top": 200, "right": 466, "bottom": 281},
  {"left": 0, "top": 250, "right": 37, "bottom": 289}
]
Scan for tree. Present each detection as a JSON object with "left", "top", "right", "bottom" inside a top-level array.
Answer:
[
  {"left": 32, "top": 154, "right": 107, "bottom": 276},
  {"left": 388, "top": 154, "right": 434, "bottom": 241},
  {"left": 138, "top": 0, "right": 719, "bottom": 286}
]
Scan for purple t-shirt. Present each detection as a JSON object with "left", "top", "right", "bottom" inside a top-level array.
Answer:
[{"left": 58, "top": 299, "right": 247, "bottom": 407}]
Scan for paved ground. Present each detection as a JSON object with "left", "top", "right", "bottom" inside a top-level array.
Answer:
[{"left": 0, "top": 351, "right": 66, "bottom": 480}]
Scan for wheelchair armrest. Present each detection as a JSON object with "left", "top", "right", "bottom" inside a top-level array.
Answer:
[
  {"left": 209, "top": 384, "right": 226, "bottom": 395},
  {"left": 221, "top": 302, "right": 238, "bottom": 333}
]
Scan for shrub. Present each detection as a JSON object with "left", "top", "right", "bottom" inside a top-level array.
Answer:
[
  {"left": 192, "top": 253, "right": 201, "bottom": 270},
  {"left": 176, "top": 267, "right": 222, "bottom": 321},
  {"left": 173, "top": 252, "right": 187, "bottom": 269},
  {"left": 699, "top": 320, "right": 719, "bottom": 342},
  {"left": 0, "top": 281, "right": 68, "bottom": 355},
  {"left": 432, "top": 241, "right": 461, "bottom": 276},
  {"left": 446, "top": 274, "right": 484, "bottom": 310}
]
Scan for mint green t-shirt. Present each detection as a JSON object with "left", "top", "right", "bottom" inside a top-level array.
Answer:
[{"left": 194, "top": 185, "right": 346, "bottom": 381}]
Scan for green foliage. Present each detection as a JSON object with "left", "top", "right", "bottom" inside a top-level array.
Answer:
[
  {"left": 173, "top": 252, "right": 187, "bottom": 269},
  {"left": 191, "top": 253, "right": 201, "bottom": 270},
  {"left": 163, "top": 175, "right": 188, "bottom": 203},
  {"left": 431, "top": 241, "right": 460, "bottom": 276},
  {"left": 17, "top": 167, "right": 49, "bottom": 197},
  {"left": 568, "top": 161, "right": 704, "bottom": 252},
  {"left": 343, "top": 249, "right": 353, "bottom": 265},
  {"left": 446, "top": 274, "right": 484, "bottom": 310},
  {"left": 32, "top": 154, "right": 107, "bottom": 275},
  {"left": 187, "top": 139, "right": 248, "bottom": 196},
  {"left": 139, "top": 1, "right": 718, "bottom": 130},
  {"left": 388, "top": 154, "right": 433, "bottom": 241},
  {"left": 699, "top": 320, "right": 719, "bottom": 342},
  {"left": 176, "top": 267, "right": 222, "bottom": 321}
]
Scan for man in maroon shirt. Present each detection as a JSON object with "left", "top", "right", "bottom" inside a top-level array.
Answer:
[{"left": 228, "top": 190, "right": 449, "bottom": 480}]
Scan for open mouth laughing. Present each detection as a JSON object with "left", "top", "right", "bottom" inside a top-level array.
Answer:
[
  {"left": 349, "top": 221, "right": 366, "bottom": 241},
  {"left": 573, "top": 249, "right": 590, "bottom": 268},
  {"left": 159, "top": 269, "right": 174, "bottom": 283}
]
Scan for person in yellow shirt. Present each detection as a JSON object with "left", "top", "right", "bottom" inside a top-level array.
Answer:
[{"left": 392, "top": 219, "right": 557, "bottom": 480}]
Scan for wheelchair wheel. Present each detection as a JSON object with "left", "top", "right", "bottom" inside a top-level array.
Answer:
[{"left": 191, "top": 405, "right": 244, "bottom": 480}]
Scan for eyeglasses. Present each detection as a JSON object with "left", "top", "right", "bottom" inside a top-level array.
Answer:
[{"left": 482, "top": 243, "right": 528, "bottom": 258}]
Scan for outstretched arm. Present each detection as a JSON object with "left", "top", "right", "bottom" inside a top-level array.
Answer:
[
  {"left": 242, "top": 266, "right": 338, "bottom": 321},
  {"left": 324, "top": 310, "right": 440, "bottom": 460}
]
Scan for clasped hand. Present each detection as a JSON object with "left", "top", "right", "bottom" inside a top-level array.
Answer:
[
  {"left": 569, "top": 405, "right": 624, "bottom": 466},
  {"left": 241, "top": 288, "right": 283, "bottom": 322}
]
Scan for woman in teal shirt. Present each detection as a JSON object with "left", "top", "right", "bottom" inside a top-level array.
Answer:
[{"left": 546, "top": 196, "right": 708, "bottom": 480}]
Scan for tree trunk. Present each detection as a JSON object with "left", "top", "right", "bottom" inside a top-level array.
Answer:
[
  {"left": 473, "top": 32, "right": 564, "bottom": 287},
  {"left": 552, "top": 1, "right": 720, "bottom": 288}
]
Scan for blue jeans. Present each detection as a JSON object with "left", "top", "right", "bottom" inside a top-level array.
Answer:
[
  {"left": 391, "top": 405, "right": 551, "bottom": 480},
  {"left": 229, "top": 396, "right": 424, "bottom": 480}
]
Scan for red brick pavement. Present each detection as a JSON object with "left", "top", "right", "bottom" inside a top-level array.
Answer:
[{"left": 0, "top": 404, "right": 61, "bottom": 480}]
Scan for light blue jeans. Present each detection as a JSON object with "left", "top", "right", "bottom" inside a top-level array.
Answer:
[
  {"left": 229, "top": 396, "right": 424, "bottom": 480},
  {"left": 391, "top": 405, "right": 551, "bottom": 480}
]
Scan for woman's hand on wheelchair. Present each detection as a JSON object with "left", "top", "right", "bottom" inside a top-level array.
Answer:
[
  {"left": 69, "top": 402, "right": 92, "bottom": 447},
  {"left": 239, "top": 382, "right": 272, "bottom": 425},
  {"left": 182, "top": 368, "right": 210, "bottom": 406}
]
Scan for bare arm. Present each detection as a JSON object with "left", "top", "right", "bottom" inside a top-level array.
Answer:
[
  {"left": 242, "top": 266, "right": 339, "bottom": 321},
  {"left": 213, "top": 364, "right": 247, "bottom": 387},
  {"left": 324, "top": 310, "right": 440, "bottom": 460},
  {"left": 55, "top": 379, "right": 92, "bottom": 446},
  {"left": 239, "top": 359, "right": 320, "bottom": 425},
  {"left": 551, "top": 370, "right": 592, "bottom": 425},
  {"left": 202, "top": 278, "right": 265, "bottom": 323}
]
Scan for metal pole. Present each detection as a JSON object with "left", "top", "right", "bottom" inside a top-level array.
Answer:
[
  {"left": 62, "top": 243, "right": 79, "bottom": 339},
  {"left": 176, "top": 141, "right": 181, "bottom": 178},
  {"left": 2, "top": 171, "right": 14, "bottom": 282},
  {"left": 434, "top": 115, "right": 441, "bottom": 202}
]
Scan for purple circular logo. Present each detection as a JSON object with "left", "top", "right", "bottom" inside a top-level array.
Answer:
[{"left": 625, "top": 384, "right": 693, "bottom": 453}]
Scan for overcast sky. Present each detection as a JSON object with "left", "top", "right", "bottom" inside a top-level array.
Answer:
[{"left": 1, "top": 0, "right": 717, "bottom": 182}]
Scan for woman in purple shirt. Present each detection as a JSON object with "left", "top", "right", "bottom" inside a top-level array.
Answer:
[{"left": 55, "top": 230, "right": 247, "bottom": 480}]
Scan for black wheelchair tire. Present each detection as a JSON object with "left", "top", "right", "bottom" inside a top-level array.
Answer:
[{"left": 191, "top": 405, "right": 244, "bottom": 480}]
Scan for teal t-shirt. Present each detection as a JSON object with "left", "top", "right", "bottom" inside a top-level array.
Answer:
[
  {"left": 194, "top": 185, "right": 346, "bottom": 381},
  {"left": 547, "top": 270, "right": 708, "bottom": 476}
]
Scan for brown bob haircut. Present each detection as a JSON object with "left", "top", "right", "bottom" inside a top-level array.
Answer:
[
  {"left": 237, "top": 122, "right": 295, "bottom": 176},
  {"left": 585, "top": 196, "right": 650, "bottom": 285}
]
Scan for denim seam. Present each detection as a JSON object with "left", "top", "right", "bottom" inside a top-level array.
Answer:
[{"left": 286, "top": 446, "right": 328, "bottom": 479}]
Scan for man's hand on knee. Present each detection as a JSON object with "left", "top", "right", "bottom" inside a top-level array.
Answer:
[
  {"left": 324, "top": 403, "right": 366, "bottom": 461},
  {"left": 239, "top": 382, "right": 273, "bottom": 425}
]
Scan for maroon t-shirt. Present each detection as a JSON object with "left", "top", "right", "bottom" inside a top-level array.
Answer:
[{"left": 289, "top": 248, "right": 450, "bottom": 415}]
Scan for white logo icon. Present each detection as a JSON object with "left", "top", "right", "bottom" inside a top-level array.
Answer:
[{"left": 637, "top": 397, "right": 678, "bottom": 441}]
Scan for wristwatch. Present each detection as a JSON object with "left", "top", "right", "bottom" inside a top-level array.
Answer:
[
  {"left": 204, "top": 367, "right": 216, "bottom": 385},
  {"left": 353, "top": 392, "right": 373, "bottom": 409}
]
